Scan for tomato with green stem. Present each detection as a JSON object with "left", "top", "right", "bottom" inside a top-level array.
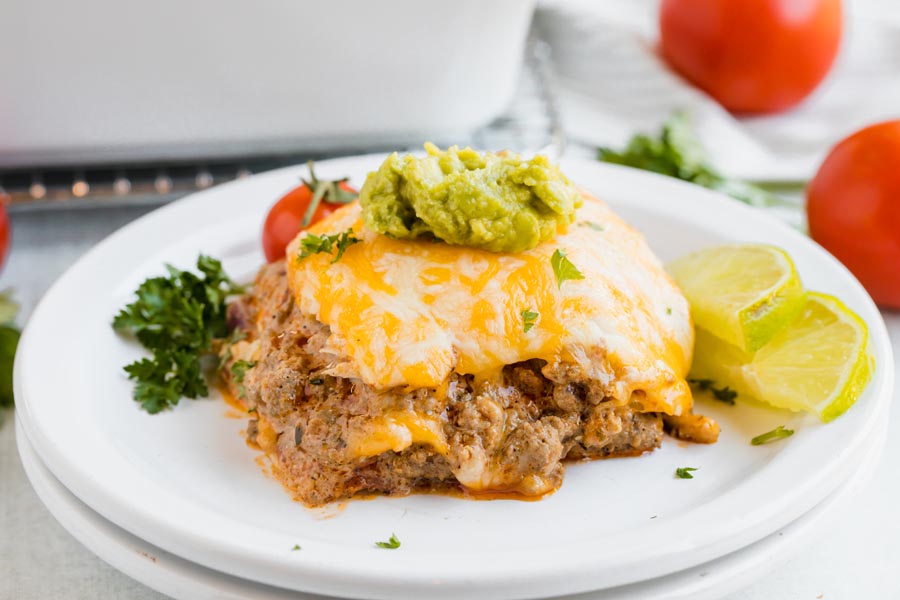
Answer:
[{"left": 261, "top": 162, "right": 357, "bottom": 262}]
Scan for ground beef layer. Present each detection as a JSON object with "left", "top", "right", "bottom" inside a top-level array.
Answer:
[{"left": 223, "top": 261, "right": 714, "bottom": 507}]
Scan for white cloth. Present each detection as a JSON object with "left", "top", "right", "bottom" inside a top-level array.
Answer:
[{"left": 536, "top": 0, "right": 900, "bottom": 181}]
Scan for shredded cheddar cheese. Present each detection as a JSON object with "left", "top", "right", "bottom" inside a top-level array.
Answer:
[{"left": 286, "top": 194, "right": 693, "bottom": 416}]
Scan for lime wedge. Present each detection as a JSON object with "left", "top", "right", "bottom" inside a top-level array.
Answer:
[
  {"left": 668, "top": 244, "right": 804, "bottom": 352},
  {"left": 691, "top": 293, "right": 874, "bottom": 422}
]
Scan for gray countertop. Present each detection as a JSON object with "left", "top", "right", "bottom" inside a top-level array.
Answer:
[{"left": 2, "top": 204, "right": 898, "bottom": 600}]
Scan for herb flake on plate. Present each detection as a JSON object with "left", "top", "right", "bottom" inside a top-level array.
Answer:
[
  {"left": 675, "top": 467, "right": 699, "bottom": 479},
  {"left": 375, "top": 533, "right": 401, "bottom": 550},
  {"left": 688, "top": 378, "right": 738, "bottom": 405},
  {"left": 751, "top": 425, "right": 795, "bottom": 446}
]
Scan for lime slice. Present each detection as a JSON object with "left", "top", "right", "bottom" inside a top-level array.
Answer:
[
  {"left": 691, "top": 293, "right": 874, "bottom": 422},
  {"left": 668, "top": 244, "right": 804, "bottom": 352}
]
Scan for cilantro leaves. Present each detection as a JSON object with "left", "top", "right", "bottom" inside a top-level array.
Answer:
[
  {"left": 551, "top": 249, "right": 585, "bottom": 289},
  {"left": 112, "top": 255, "right": 242, "bottom": 414},
  {"left": 751, "top": 426, "right": 795, "bottom": 446},
  {"left": 230, "top": 359, "right": 257, "bottom": 399},
  {"left": 598, "top": 112, "right": 787, "bottom": 208},
  {"left": 521, "top": 309, "right": 539, "bottom": 333},
  {"left": 578, "top": 221, "right": 605, "bottom": 232},
  {"left": 375, "top": 533, "right": 401, "bottom": 549},
  {"left": 688, "top": 378, "right": 738, "bottom": 405},
  {"left": 675, "top": 467, "right": 698, "bottom": 479},
  {"left": 298, "top": 228, "right": 361, "bottom": 263}
]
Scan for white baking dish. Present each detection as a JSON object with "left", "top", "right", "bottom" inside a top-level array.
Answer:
[{"left": 0, "top": 0, "right": 535, "bottom": 167}]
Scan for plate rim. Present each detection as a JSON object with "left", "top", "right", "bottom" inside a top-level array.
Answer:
[{"left": 13, "top": 154, "right": 896, "bottom": 599}]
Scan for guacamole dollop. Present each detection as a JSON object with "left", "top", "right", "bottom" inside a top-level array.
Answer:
[{"left": 359, "top": 143, "right": 583, "bottom": 253}]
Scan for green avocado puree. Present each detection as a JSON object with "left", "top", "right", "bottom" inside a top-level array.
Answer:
[{"left": 359, "top": 143, "right": 582, "bottom": 253}]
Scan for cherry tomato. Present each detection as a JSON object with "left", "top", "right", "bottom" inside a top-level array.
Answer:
[
  {"left": 659, "top": 0, "right": 842, "bottom": 114},
  {"left": 261, "top": 164, "right": 357, "bottom": 263},
  {"left": 807, "top": 120, "right": 900, "bottom": 309}
]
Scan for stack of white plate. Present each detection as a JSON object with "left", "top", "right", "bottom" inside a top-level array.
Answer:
[{"left": 14, "top": 156, "right": 895, "bottom": 600}]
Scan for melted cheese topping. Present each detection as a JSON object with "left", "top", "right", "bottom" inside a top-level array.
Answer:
[{"left": 286, "top": 193, "right": 693, "bottom": 415}]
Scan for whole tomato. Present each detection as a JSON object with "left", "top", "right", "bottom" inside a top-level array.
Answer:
[
  {"left": 261, "top": 162, "right": 357, "bottom": 263},
  {"left": 807, "top": 120, "right": 900, "bottom": 309},
  {"left": 660, "top": 0, "right": 843, "bottom": 114}
]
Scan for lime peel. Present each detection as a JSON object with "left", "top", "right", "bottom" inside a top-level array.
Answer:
[{"left": 689, "top": 292, "right": 873, "bottom": 422}]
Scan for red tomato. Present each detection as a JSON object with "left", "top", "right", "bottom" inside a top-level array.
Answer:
[
  {"left": 807, "top": 120, "right": 900, "bottom": 309},
  {"left": 0, "top": 200, "right": 9, "bottom": 271},
  {"left": 659, "top": 0, "right": 842, "bottom": 114},
  {"left": 261, "top": 166, "right": 357, "bottom": 263}
]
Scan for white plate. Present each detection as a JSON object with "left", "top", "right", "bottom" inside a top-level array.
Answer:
[
  {"left": 14, "top": 156, "right": 895, "bottom": 600},
  {"left": 16, "top": 415, "right": 889, "bottom": 600}
]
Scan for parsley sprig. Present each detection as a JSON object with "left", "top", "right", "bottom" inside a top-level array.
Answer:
[
  {"left": 112, "top": 255, "right": 242, "bottom": 414},
  {"left": 521, "top": 309, "right": 539, "bottom": 333},
  {"left": 598, "top": 112, "right": 790, "bottom": 208},
  {"left": 551, "top": 249, "right": 585, "bottom": 289},
  {"left": 298, "top": 228, "right": 361, "bottom": 263}
]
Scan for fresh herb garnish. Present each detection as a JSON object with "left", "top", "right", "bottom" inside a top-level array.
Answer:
[
  {"left": 112, "top": 255, "right": 242, "bottom": 414},
  {"left": 675, "top": 467, "right": 698, "bottom": 479},
  {"left": 230, "top": 360, "right": 256, "bottom": 383},
  {"left": 688, "top": 378, "right": 737, "bottom": 405},
  {"left": 666, "top": 307, "right": 673, "bottom": 315},
  {"left": 299, "top": 161, "right": 357, "bottom": 228},
  {"left": 0, "top": 291, "right": 20, "bottom": 421},
  {"left": 712, "top": 386, "right": 738, "bottom": 404},
  {"left": 521, "top": 309, "right": 539, "bottom": 333},
  {"left": 578, "top": 221, "right": 605, "bottom": 232},
  {"left": 551, "top": 249, "right": 585, "bottom": 289},
  {"left": 217, "top": 329, "right": 247, "bottom": 373},
  {"left": 230, "top": 359, "right": 257, "bottom": 399},
  {"left": 291, "top": 544, "right": 301, "bottom": 551},
  {"left": 375, "top": 533, "right": 401, "bottom": 549},
  {"left": 298, "top": 228, "right": 361, "bottom": 263},
  {"left": 751, "top": 426, "right": 795, "bottom": 446},
  {"left": 598, "top": 111, "right": 788, "bottom": 208}
]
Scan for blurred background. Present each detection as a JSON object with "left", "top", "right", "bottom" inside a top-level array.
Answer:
[{"left": 1, "top": 0, "right": 898, "bottom": 210}]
